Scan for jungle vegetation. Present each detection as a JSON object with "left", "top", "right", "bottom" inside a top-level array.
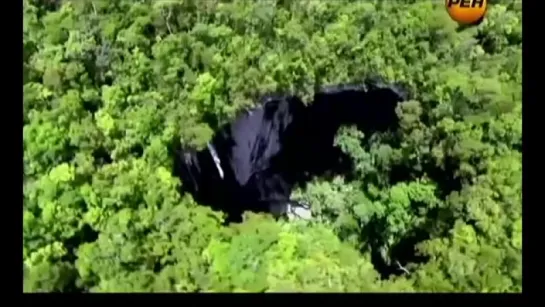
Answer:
[{"left": 23, "top": 0, "right": 522, "bottom": 292}]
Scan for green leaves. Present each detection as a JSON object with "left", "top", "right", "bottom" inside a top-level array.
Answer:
[
  {"left": 413, "top": 220, "right": 520, "bottom": 292},
  {"left": 23, "top": 0, "right": 521, "bottom": 293},
  {"left": 203, "top": 215, "right": 410, "bottom": 292}
]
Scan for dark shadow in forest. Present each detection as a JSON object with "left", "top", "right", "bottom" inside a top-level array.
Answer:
[
  {"left": 92, "top": 146, "right": 113, "bottom": 165},
  {"left": 63, "top": 224, "right": 99, "bottom": 264}
]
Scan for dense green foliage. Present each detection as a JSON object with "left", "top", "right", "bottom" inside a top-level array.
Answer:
[{"left": 23, "top": 0, "right": 522, "bottom": 292}]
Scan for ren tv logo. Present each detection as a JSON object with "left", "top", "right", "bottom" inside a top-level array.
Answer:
[{"left": 445, "top": 0, "right": 488, "bottom": 25}]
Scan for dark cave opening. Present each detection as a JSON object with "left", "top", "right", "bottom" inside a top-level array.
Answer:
[{"left": 168, "top": 80, "right": 463, "bottom": 280}]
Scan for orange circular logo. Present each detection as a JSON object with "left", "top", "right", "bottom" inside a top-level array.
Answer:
[{"left": 445, "top": 0, "right": 488, "bottom": 25}]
